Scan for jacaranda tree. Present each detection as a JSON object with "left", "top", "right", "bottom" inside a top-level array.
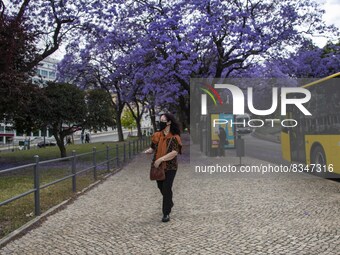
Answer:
[{"left": 59, "top": 0, "right": 338, "bottom": 134}]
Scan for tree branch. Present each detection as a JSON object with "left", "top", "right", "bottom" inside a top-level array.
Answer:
[{"left": 16, "top": 0, "right": 31, "bottom": 22}]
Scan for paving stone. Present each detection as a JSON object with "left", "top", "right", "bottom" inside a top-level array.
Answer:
[{"left": 1, "top": 141, "right": 339, "bottom": 254}]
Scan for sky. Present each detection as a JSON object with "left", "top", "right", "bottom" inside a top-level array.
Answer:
[{"left": 314, "top": 0, "right": 340, "bottom": 46}]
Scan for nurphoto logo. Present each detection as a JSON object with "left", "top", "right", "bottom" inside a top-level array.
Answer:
[{"left": 201, "top": 84, "right": 312, "bottom": 128}]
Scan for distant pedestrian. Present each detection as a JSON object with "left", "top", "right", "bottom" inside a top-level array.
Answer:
[
  {"left": 218, "top": 126, "right": 227, "bottom": 156},
  {"left": 24, "top": 139, "right": 28, "bottom": 150},
  {"left": 85, "top": 133, "right": 90, "bottom": 143}
]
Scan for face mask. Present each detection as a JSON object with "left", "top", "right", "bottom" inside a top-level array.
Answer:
[{"left": 159, "top": 122, "right": 167, "bottom": 131}]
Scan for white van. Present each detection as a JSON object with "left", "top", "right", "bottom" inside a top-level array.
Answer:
[{"left": 235, "top": 114, "right": 252, "bottom": 134}]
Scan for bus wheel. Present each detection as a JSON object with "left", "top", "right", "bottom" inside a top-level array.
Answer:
[{"left": 311, "top": 145, "right": 327, "bottom": 176}]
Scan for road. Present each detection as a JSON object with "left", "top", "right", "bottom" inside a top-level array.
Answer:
[
  {"left": 243, "top": 133, "right": 290, "bottom": 165},
  {"left": 223, "top": 132, "right": 289, "bottom": 165},
  {"left": 73, "top": 130, "right": 142, "bottom": 144}
]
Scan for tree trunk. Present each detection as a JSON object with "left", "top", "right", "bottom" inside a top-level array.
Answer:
[
  {"left": 136, "top": 120, "right": 142, "bottom": 138},
  {"left": 149, "top": 107, "right": 157, "bottom": 132},
  {"left": 58, "top": 141, "right": 67, "bottom": 158},
  {"left": 215, "top": 62, "right": 223, "bottom": 78},
  {"left": 178, "top": 95, "right": 189, "bottom": 132},
  {"left": 53, "top": 129, "right": 67, "bottom": 158},
  {"left": 116, "top": 110, "right": 124, "bottom": 141},
  {"left": 126, "top": 101, "right": 144, "bottom": 139}
]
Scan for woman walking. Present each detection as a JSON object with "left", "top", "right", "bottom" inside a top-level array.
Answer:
[{"left": 144, "top": 113, "right": 182, "bottom": 222}]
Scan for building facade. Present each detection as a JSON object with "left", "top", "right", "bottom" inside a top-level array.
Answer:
[{"left": 32, "top": 57, "right": 58, "bottom": 84}]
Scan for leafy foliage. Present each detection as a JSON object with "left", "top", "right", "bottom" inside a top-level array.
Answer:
[
  {"left": 121, "top": 110, "right": 136, "bottom": 130},
  {"left": 86, "top": 89, "right": 116, "bottom": 131}
]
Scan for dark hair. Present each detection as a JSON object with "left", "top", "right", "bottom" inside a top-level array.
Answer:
[{"left": 161, "top": 113, "right": 181, "bottom": 136}]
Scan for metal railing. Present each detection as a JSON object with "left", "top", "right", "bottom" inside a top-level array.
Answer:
[{"left": 0, "top": 136, "right": 151, "bottom": 216}]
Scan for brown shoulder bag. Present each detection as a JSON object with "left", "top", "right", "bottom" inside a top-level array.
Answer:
[{"left": 150, "top": 137, "right": 173, "bottom": 181}]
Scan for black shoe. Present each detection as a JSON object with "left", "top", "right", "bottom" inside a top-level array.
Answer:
[{"left": 162, "top": 214, "right": 170, "bottom": 222}]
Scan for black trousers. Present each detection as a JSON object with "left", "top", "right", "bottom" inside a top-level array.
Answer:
[
  {"left": 157, "top": 170, "right": 177, "bottom": 215},
  {"left": 218, "top": 143, "right": 225, "bottom": 156}
]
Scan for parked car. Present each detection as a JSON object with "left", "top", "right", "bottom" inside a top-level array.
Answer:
[{"left": 37, "top": 141, "right": 57, "bottom": 148}]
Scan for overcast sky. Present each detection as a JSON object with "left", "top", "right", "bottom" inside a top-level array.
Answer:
[{"left": 314, "top": 0, "right": 340, "bottom": 46}]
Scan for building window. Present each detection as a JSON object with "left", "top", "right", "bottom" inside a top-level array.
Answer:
[
  {"left": 5, "top": 126, "right": 13, "bottom": 132},
  {"left": 49, "top": 71, "right": 56, "bottom": 79},
  {"left": 40, "top": 70, "right": 48, "bottom": 77}
]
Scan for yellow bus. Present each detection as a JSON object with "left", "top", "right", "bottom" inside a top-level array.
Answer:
[{"left": 281, "top": 72, "right": 340, "bottom": 177}]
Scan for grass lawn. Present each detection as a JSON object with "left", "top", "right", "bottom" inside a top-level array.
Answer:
[
  {"left": 0, "top": 136, "right": 150, "bottom": 240},
  {"left": 0, "top": 136, "right": 148, "bottom": 166}
]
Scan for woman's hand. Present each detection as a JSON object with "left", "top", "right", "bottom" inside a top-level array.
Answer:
[
  {"left": 154, "top": 158, "right": 163, "bottom": 168},
  {"left": 144, "top": 148, "right": 154, "bottom": 154}
]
